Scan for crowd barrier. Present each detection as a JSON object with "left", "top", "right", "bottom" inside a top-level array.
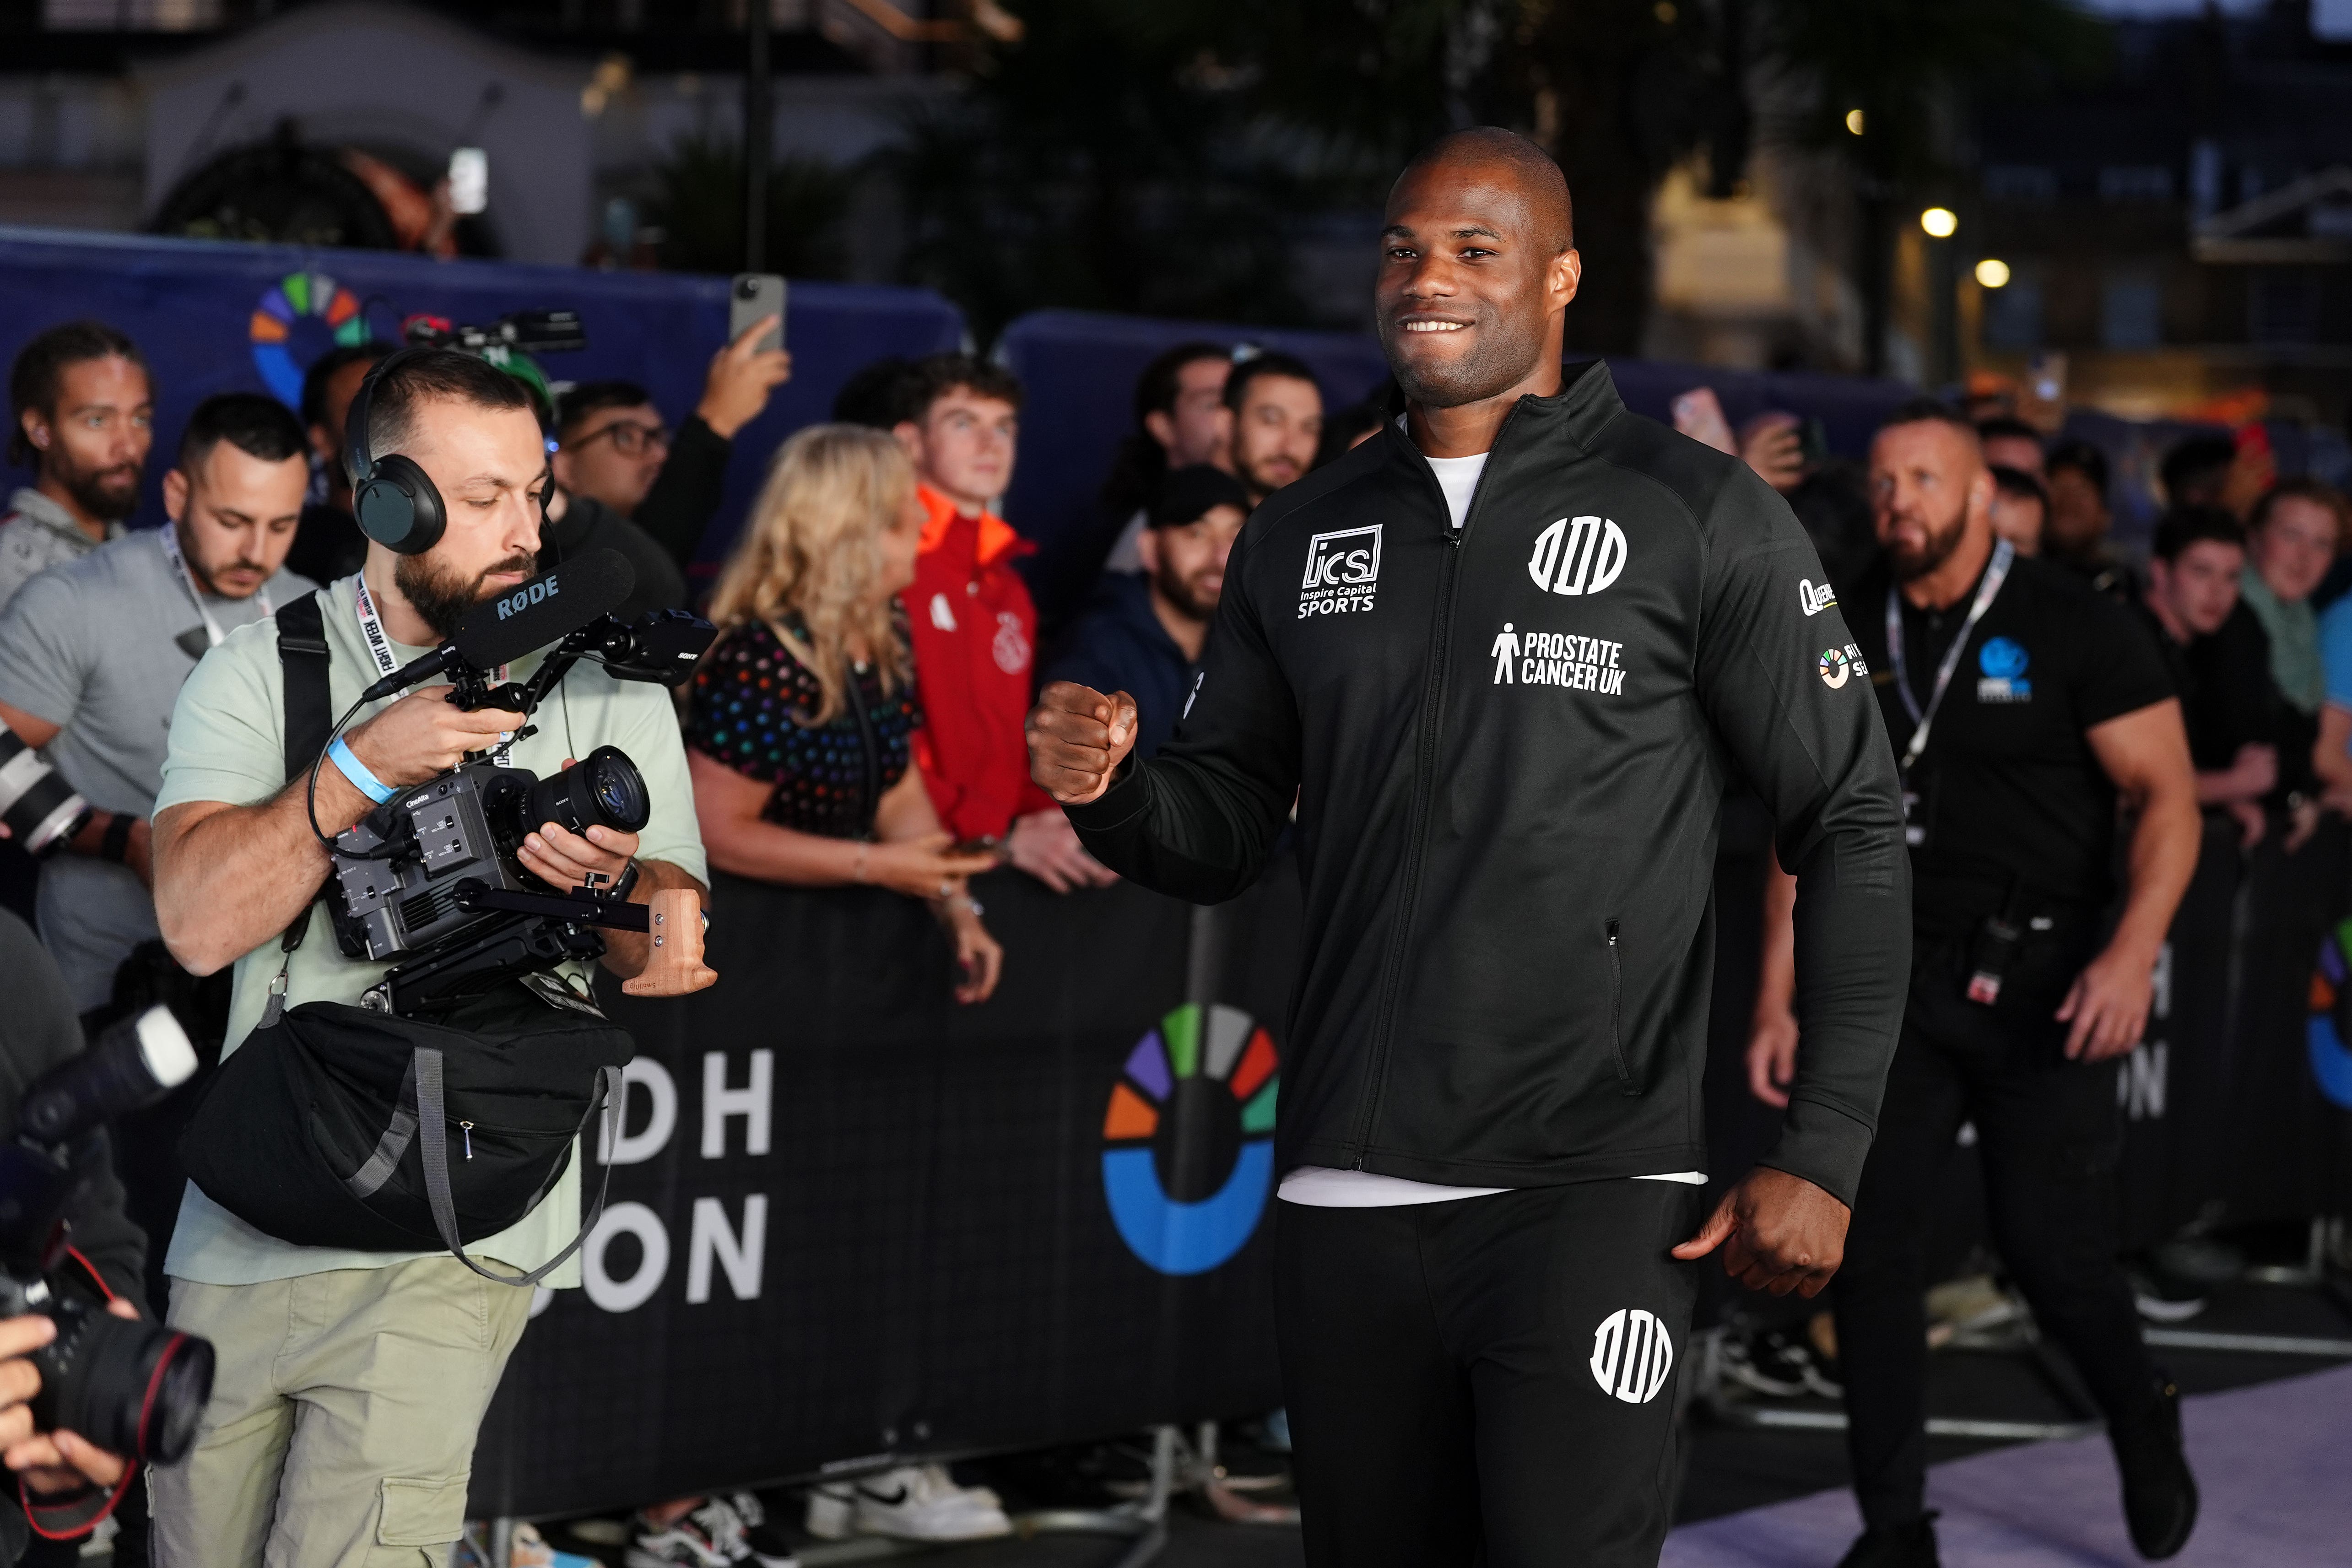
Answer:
[
  {"left": 0, "top": 227, "right": 967, "bottom": 571},
  {"left": 467, "top": 860, "right": 1303, "bottom": 1519},
  {"left": 466, "top": 807, "right": 2352, "bottom": 1519}
]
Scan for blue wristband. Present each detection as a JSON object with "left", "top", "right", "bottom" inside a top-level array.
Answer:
[{"left": 328, "top": 736, "right": 397, "bottom": 806}]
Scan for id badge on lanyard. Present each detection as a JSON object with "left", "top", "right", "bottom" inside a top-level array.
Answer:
[{"left": 1885, "top": 540, "right": 2013, "bottom": 851}]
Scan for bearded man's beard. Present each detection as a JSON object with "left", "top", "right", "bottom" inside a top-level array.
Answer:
[
  {"left": 1154, "top": 558, "right": 1220, "bottom": 622},
  {"left": 56, "top": 451, "right": 143, "bottom": 523},
  {"left": 1887, "top": 503, "right": 1971, "bottom": 583},
  {"left": 395, "top": 550, "right": 537, "bottom": 642}
]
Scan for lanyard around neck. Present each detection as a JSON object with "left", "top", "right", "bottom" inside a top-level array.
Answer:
[
  {"left": 1885, "top": 538, "right": 2013, "bottom": 774},
  {"left": 351, "top": 574, "right": 402, "bottom": 679},
  {"left": 158, "top": 524, "right": 271, "bottom": 650}
]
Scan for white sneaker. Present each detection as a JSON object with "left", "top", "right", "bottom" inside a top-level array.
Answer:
[
  {"left": 803, "top": 1484, "right": 854, "bottom": 1542},
  {"left": 846, "top": 1465, "right": 1013, "bottom": 1542}
]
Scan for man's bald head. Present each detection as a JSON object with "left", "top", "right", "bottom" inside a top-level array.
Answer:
[{"left": 1392, "top": 128, "right": 1574, "bottom": 255}]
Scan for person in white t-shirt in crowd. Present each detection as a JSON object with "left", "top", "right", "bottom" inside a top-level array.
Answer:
[
  {"left": 1098, "top": 342, "right": 1235, "bottom": 577},
  {"left": 1224, "top": 351, "right": 1324, "bottom": 508}
]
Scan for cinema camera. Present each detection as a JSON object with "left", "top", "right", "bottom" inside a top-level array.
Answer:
[
  {"left": 308, "top": 549, "right": 714, "bottom": 1017},
  {"left": 0, "top": 1006, "right": 213, "bottom": 1466}
]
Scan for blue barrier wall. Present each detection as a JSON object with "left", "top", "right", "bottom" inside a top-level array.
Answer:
[
  {"left": 995, "top": 308, "right": 1918, "bottom": 625},
  {"left": 0, "top": 227, "right": 968, "bottom": 575}
]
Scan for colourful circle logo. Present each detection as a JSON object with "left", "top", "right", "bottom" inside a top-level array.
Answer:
[
  {"left": 2307, "top": 922, "right": 2352, "bottom": 1109},
  {"left": 249, "top": 271, "right": 370, "bottom": 406},
  {"left": 1101, "top": 1003, "right": 1279, "bottom": 1276}
]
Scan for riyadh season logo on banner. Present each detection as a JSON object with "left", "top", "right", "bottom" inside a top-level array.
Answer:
[
  {"left": 1527, "top": 516, "right": 1628, "bottom": 598},
  {"left": 1299, "top": 526, "right": 1382, "bottom": 618},
  {"left": 1100, "top": 1003, "right": 1280, "bottom": 1276},
  {"left": 1590, "top": 1307, "right": 1675, "bottom": 1404}
]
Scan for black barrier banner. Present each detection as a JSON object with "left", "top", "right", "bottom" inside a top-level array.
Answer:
[{"left": 468, "top": 862, "right": 1302, "bottom": 1519}]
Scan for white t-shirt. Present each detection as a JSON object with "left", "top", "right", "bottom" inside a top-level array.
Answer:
[
  {"left": 1278, "top": 440, "right": 1700, "bottom": 1208},
  {"left": 1425, "top": 450, "right": 1488, "bottom": 531}
]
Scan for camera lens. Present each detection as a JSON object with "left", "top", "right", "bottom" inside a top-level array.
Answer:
[
  {"left": 34, "top": 1299, "right": 216, "bottom": 1466},
  {"left": 0, "top": 723, "right": 91, "bottom": 856},
  {"left": 521, "top": 745, "right": 650, "bottom": 839}
]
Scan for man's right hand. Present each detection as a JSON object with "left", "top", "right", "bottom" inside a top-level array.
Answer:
[
  {"left": 345, "top": 690, "right": 527, "bottom": 790},
  {"left": 1028, "top": 682, "right": 1139, "bottom": 806}
]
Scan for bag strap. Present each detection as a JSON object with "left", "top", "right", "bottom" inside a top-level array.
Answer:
[
  {"left": 411, "top": 1047, "right": 623, "bottom": 1288},
  {"left": 259, "top": 589, "right": 338, "bottom": 1022},
  {"left": 277, "top": 590, "right": 333, "bottom": 784}
]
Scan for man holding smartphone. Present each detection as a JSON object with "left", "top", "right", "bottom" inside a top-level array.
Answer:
[{"left": 550, "top": 309, "right": 791, "bottom": 604}]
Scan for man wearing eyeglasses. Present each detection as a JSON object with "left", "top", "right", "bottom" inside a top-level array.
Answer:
[{"left": 551, "top": 319, "right": 790, "bottom": 604}]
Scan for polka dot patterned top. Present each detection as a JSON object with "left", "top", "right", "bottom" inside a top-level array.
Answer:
[{"left": 687, "top": 613, "right": 921, "bottom": 841}]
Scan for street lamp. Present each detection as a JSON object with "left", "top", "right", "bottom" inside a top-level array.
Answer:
[
  {"left": 1975, "top": 258, "right": 2012, "bottom": 289},
  {"left": 1920, "top": 207, "right": 1958, "bottom": 239}
]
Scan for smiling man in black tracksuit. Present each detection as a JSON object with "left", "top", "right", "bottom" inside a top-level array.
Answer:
[{"left": 1029, "top": 129, "right": 1912, "bottom": 1567}]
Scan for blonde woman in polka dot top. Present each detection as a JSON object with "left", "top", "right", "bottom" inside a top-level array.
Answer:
[{"left": 687, "top": 423, "right": 1004, "bottom": 1002}]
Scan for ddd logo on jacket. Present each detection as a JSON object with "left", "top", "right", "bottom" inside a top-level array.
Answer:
[{"left": 1528, "top": 516, "right": 1628, "bottom": 598}]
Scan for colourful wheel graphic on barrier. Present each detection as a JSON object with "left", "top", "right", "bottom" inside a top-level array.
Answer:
[
  {"left": 249, "top": 272, "right": 370, "bottom": 406},
  {"left": 2306, "top": 921, "right": 2352, "bottom": 1109},
  {"left": 1101, "top": 1003, "right": 1279, "bottom": 1276}
]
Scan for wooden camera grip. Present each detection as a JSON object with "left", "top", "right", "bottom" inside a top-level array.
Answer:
[{"left": 621, "top": 887, "right": 718, "bottom": 997}]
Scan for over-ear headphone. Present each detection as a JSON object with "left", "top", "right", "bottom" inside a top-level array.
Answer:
[{"left": 344, "top": 346, "right": 447, "bottom": 556}]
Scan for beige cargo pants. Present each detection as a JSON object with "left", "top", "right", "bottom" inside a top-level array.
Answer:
[{"left": 151, "top": 1257, "right": 534, "bottom": 1568}]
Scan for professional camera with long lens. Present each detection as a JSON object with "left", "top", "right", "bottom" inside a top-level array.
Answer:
[
  {"left": 0, "top": 717, "right": 90, "bottom": 857},
  {"left": 311, "top": 551, "right": 714, "bottom": 1016},
  {"left": 0, "top": 1006, "right": 214, "bottom": 1466}
]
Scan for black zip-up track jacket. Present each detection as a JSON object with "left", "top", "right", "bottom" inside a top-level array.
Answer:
[{"left": 1068, "top": 362, "right": 1910, "bottom": 1206}]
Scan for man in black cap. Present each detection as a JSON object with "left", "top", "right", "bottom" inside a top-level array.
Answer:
[{"left": 1044, "top": 465, "right": 1251, "bottom": 766}]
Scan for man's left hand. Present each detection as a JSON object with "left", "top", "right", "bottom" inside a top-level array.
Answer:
[
  {"left": 5, "top": 1300, "right": 135, "bottom": 1495},
  {"left": 2056, "top": 940, "right": 2156, "bottom": 1061},
  {"left": 1671, "top": 1166, "right": 1849, "bottom": 1297},
  {"left": 519, "top": 820, "right": 638, "bottom": 894}
]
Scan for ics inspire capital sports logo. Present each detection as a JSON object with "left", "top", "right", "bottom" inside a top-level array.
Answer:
[{"left": 1101, "top": 1003, "right": 1280, "bottom": 1275}]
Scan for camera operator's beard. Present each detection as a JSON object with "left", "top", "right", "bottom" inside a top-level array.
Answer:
[{"left": 395, "top": 550, "right": 538, "bottom": 643}]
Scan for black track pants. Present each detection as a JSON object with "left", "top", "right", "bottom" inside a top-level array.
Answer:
[
  {"left": 1276, "top": 1180, "right": 1704, "bottom": 1568},
  {"left": 1836, "top": 929, "right": 2159, "bottom": 1528}
]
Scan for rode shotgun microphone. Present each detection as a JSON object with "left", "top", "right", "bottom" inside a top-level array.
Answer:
[{"left": 359, "top": 549, "right": 638, "bottom": 702}]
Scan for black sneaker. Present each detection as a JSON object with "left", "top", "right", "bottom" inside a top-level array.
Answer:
[
  {"left": 2111, "top": 1378, "right": 2197, "bottom": 1559},
  {"left": 1836, "top": 1514, "right": 1938, "bottom": 1568}
]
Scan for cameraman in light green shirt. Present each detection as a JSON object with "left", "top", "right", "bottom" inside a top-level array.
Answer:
[{"left": 146, "top": 351, "right": 707, "bottom": 1568}]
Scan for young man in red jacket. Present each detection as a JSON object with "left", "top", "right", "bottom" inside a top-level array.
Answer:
[{"left": 894, "top": 355, "right": 1114, "bottom": 892}]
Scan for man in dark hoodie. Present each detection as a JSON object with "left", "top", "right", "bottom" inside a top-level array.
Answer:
[{"left": 1028, "top": 128, "right": 1911, "bottom": 1567}]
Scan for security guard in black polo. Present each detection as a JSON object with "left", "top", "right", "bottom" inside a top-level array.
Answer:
[{"left": 1748, "top": 401, "right": 2204, "bottom": 1567}]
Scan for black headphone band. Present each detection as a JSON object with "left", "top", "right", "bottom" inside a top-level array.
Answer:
[{"left": 343, "top": 343, "right": 430, "bottom": 493}]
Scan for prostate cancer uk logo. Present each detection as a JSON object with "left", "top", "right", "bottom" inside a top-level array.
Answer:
[
  {"left": 1299, "top": 526, "right": 1382, "bottom": 618},
  {"left": 1101, "top": 1003, "right": 1280, "bottom": 1276},
  {"left": 1528, "top": 516, "right": 1628, "bottom": 598}
]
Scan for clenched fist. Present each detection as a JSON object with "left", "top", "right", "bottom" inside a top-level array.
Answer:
[{"left": 1028, "top": 682, "right": 1139, "bottom": 806}]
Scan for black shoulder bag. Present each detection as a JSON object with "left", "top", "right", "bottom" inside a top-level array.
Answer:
[{"left": 175, "top": 592, "right": 632, "bottom": 1285}]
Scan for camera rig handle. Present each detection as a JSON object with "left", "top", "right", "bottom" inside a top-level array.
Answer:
[{"left": 622, "top": 887, "right": 718, "bottom": 998}]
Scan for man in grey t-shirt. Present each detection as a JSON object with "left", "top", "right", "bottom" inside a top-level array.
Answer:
[
  {"left": 0, "top": 394, "right": 314, "bottom": 1010},
  {"left": 0, "top": 320, "right": 152, "bottom": 613}
]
